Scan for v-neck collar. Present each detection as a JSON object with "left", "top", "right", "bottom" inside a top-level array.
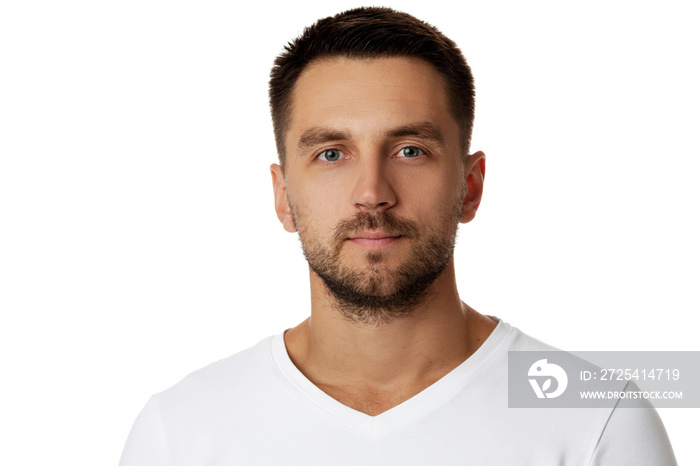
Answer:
[{"left": 269, "top": 318, "right": 513, "bottom": 436}]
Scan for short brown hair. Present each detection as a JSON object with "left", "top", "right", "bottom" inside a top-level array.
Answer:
[{"left": 269, "top": 7, "right": 475, "bottom": 169}]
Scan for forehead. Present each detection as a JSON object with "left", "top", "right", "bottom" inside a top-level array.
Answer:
[{"left": 285, "top": 57, "right": 458, "bottom": 154}]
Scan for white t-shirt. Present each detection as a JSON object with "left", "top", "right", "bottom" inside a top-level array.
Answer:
[{"left": 119, "top": 320, "right": 676, "bottom": 465}]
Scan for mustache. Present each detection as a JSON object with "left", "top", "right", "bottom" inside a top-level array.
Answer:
[{"left": 332, "top": 212, "right": 419, "bottom": 242}]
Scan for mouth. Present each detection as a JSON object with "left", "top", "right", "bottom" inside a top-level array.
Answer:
[{"left": 346, "top": 230, "right": 403, "bottom": 249}]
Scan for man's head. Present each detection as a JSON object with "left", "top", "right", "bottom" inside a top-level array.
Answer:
[
  {"left": 269, "top": 7, "right": 475, "bottom": 170},
  {"left": 269, "top": 9, "right": 484, "bottom": 325}
]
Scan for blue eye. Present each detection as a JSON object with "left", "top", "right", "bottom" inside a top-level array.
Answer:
[
  {"left": 398, "top": 147, "right": 423, "bottom": 158},
  {"left": 318, "top": 149, "right": 343, "bottom": 162}
]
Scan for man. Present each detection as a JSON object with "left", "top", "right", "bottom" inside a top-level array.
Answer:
[{"left": 119, "top": 7, "right": 676, "bottom": 465}]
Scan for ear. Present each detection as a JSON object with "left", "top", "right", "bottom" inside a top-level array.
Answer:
[
  {"left": 270, "top": 164, "right": 297, "bottom": 233},
  {"left": 460, "top": 151, "right": 485, "bottom": 224}
]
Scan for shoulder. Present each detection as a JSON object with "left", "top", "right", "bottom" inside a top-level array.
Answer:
[
  {"left": 119, "top": 335, "right": 288, "bottom": 465},
  {"left": 590, "top": 396, "right": 677, "bottom": 465},
  {"left": 496, "top": 320, "right": 676, "bottom": 465},
  {"left": 150, "top": 335, "right": 280, "bottom": 416}
]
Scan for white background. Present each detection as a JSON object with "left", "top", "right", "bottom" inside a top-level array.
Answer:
[{"left": 1, "top": 0, "right": 698, "bottom": 464}]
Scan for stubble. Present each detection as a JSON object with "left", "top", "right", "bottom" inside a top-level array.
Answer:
[{"left": 290, "top": 195, "right": 464, "bottom": 326}]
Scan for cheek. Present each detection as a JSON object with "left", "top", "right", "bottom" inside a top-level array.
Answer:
[
  {"left": 399, "top": 170, "right": 463, "bottom": 216},
  {"left": 287, "top": 186, "right": 344, "bottom": 236},
  {"left": 291, "top": 169, "right": 353, "bottom": 212}
]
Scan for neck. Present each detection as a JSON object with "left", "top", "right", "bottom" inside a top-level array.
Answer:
[{"left": 284, "top": 258, "right": 497, "bottom": 413}]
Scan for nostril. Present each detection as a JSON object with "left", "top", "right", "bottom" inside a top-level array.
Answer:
[{"left": 350, "top": 168, "right": 397, "bottom": 210}]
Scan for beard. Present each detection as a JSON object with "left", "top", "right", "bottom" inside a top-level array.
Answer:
[{"left": 290, "top": 199, "right": 462, "bottom": 326}]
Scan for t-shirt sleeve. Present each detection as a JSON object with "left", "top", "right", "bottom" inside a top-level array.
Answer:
[
  {"left": 589, "top": 402, "right": 677, "bottom": 466},
  {"left": 118, "top": 396, "right": 169, "bottom": 466}
]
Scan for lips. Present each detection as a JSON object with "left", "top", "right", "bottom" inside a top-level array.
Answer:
[
  {"left": 346, "top": 230, "right": 402, "bottom": 249},
  {"left": 331, "top": 211, "right": 419, "bottom": 246},
  {"left": 349, "top": 230, "right": 400, "bottom": 240}
]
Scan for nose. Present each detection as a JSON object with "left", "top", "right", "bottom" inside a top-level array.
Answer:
[{"left": 350, "top": 155, "right": 397, "bottom": 212}]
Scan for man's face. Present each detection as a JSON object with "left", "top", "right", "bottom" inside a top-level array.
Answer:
[{"left": 271, "top": 57, "right": 483, "bottom": 323}]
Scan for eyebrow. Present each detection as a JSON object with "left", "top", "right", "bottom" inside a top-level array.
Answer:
[
  {"left": 387, "top": 121, "right": 446, "bottom": 147},
  {"left": 296, "top": 121, "right": 447, "bottom": 156},
  {"left": 297, "top": 128, "right": 352, "bottom": 156}
]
